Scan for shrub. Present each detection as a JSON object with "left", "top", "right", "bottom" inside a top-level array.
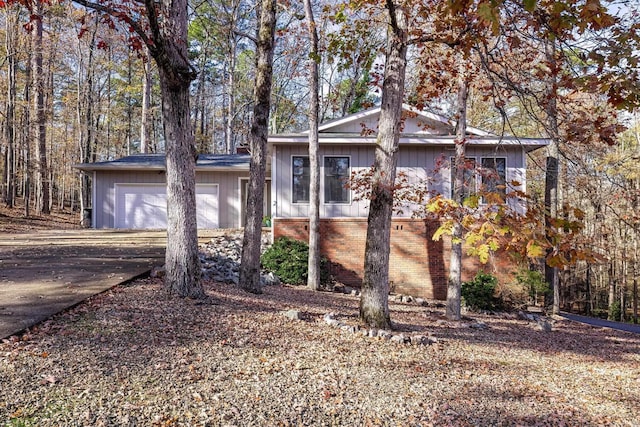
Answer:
[
  {"left": 462, "top": 272, "right": 500, "bottom": 311},
  {"left": 260, "top": 237, "right": 330, "bottom": 286},
  {"left": 516, "top": 268, "right": 548, "bottom": 302},
  {"left": 500, "top": 268, "right": 548, "bottom": 308},
  {"left": 609, "top": 301, "right": 622, "bottom": 321}
]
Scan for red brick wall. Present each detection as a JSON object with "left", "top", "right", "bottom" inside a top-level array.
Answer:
[{"left": 273, "top": 217, "right": 515, "bottom": 301}]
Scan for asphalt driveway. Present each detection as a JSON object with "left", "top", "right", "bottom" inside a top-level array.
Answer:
[
  {"left": 0, "top": 230, "right": 168, "bottom": 339},
  {"left": 560, "top": 312, "right": 640, "bottom": 334}
]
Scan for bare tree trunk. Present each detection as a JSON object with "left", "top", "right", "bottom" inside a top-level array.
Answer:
[
  {"left": 360, "top": 0, "right": 407, "bottom": 329},
  {"left": 225, "top": 37, "right": 237, "bottom": 154},
  {"left": 586, "top": 264, "right": 592, "bottom": 315},
  {"left": 140, "top": 53, "right": 152, "bottom": 154},
  {"left": 33, "top": 0, "right": 50, "bottom": 215},
  {"left": 4, "top": 7, "right": 18, "bottom": 208},
  {"left": 76, "top": 22, "right": 98, "bottom": 216},
  {"left": 145, "top": 0, "right": 205, "bottom": 299},
  {"left": 160, "top": 67, "right": 204, "bottom": 298},
  {"left": 543, "top": 38, "right": 560, "bottom": 314},
  {"left": 608, "top": 260, "right": 616, "bottom": 320},
  {"left": 239, "top": 0, "right": 277, "bottom": 294},
  {"left": 74, "top": 0, "right": 205, "bottom": 298},
  {"left": 304, "top": 0, "right": 321, "bottom": 291},
  {"left": 23, "top": 34, "right": 32, "bottom": 217},
  {"left": 446, "top": 72, "right": 469, "bottom": 321},
  {"left": 633, "top": 275, "right": 638, "bottom": 324}
]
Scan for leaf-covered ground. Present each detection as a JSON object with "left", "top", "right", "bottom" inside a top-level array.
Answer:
[
  {"left": 1, "top": 278, "right": 639, "bottom": 426},
  {"left": 0, "top": 204, "right": 78, "bottom": 233}
]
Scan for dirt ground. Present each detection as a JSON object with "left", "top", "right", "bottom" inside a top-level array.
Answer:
[{"left": 0, "top": 202, "right": 80, "bottom": 233}]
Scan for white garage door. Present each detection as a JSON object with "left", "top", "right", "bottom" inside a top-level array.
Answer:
[{"left": 115, "top": 184, "right": 219, "bottom": 229}]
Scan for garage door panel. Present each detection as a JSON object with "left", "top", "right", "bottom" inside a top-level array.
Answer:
[
  {"left": 196, "top": 186, "right": 219, "bottom": 229},
  {"left": 115, "top": 184, "right": 218, "bottom": 229}
]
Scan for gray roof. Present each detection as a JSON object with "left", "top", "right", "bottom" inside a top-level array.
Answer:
[{"left": 74, "top": 154, "right": 251, "bottom": 172}]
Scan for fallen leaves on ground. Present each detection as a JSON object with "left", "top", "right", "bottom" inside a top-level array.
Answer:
[{"left": 1, "top": 279, "right": 639, "bottom": 426}]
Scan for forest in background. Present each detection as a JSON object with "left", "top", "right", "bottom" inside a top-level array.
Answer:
[{"left": 1, "top": 0, "right": 639, "bottom": 321}]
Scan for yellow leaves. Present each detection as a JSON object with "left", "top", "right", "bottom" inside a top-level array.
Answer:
[
  {"left": 462, "top": 194, "right": 479, "bottom": 208},
  {"left": 432, "top": 220, "right": 454, "bottom": 241},
  {"left": 526, "top": 241, "right": 545, "bottom": 259},
  {"left": 426, "top": 195, "right": 459, "bottom": 214}
]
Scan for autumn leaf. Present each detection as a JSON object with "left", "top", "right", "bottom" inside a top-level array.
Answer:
[
  {"left": 523, "top": 0, "right": 536, "bottom": 12},
  {"left": 463, "top": 194, "right": 479, "bottom": 208},
  {"left": 526, "top": 241, "right": 544, "bottom": 258}
]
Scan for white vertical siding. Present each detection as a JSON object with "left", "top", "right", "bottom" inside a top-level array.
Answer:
[
  {"left": 274, "top": 143, "right": 529, "bottom": 219},
  {"left": 93, "top": 170, "right": 246, "bottom": 228}
]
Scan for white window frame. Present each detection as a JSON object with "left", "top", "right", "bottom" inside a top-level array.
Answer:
[
  {"left": 291, "top": 155, "right": 310, "bottom": 205},
  {"left": 322, "top": 155, "right": 352, "bottom": 205},
  {"left": 449, "top": 156, "right": 477, "bottom": 199},
  {"left": 480, "top": 157, "right": 507, "bottom": 202}
]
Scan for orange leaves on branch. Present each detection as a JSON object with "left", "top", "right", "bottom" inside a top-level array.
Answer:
[{"left": 427, "top": 184, "right": 601, "bottom": 269}]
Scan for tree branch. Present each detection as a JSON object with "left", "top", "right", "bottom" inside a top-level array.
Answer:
[{"left": 72, "top": 0, "right": 153, "bottom": 51}]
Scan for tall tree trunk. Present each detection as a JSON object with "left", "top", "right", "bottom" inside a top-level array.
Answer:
[
  {"left": 142, "top": 0, "right": 205, "bottom": 299},
  {"left": 141, "top": 53, "right": 152, "bottom": 154},
  {"left": 159, "top": 67, "right": 204, "bottom": 298},
  {"left": 608, "top": 260, "right": 616, "bottom": 320},
  {"left": 126, "top": 54, "right": 133, "bottom": 155},
  {"left": 447, "top": 71, "right": 469, "bottom": 321},
  {"left": 360, "top": 0, "right": 407, "bottom": 329},
  {"left": 23, "top": 34, "right": 32, "bottom": 217},
  {"left": 77, "top": 23, "right": 97, "bottom": 215},
  {"left": 71, "top": 0, "right": 205, "bottom": 298},
  {"left": 586, "top": 264, "right": 592, "bottom": 315},
  {"left": 634, "top": 232, "right": 638, "bottom": 324},
  {"left": 543, "top": 38, "right": 560, "bottom": 314},
  {"left": 304, "top": 0, "right": 321, "bottom": 291},
  {"left": 4, "top": 6, "right": 18, "bottom": 208},
  {"left": 225, "top": 37, "right": 237, "bottom": 154},
  {"left": 239, "top": 0, "right": 277, "bottom": 294},
  {"left": 33, "top": 0, "right": 50, "bottom": 214}
]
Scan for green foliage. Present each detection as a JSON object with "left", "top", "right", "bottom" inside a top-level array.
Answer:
[
  {"left": 462, "top": 272, "right": 500, "bottom": 311},
  {"left": 514, "top": 268, "right": 548, "bottom": 300},
  {"left": 609, "top": 301, "right": 622, "bottom": 322},
  {"left": 260, "top": 237, "right": 330, "bottom": 286}
]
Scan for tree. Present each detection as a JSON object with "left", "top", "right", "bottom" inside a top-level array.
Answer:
[
  {"left": 447, "top": 71, "right": 469, "bottom": 321},
  {"left": 3, "top": 4, "right": 20, "bottom": 208},
  {"left": 28, "top": 0, "right": 50, "bottom": 215},
  {"left": 72, "top": 0, "right": 206, "bottom": 298},
  {"left": 360, "top": 0, "right": 407, "bottom": 329},
  {"left": 303, "top": 0, "right": 321, "bottom": 291},
  {"left": 239, "top": 0, "right": 277, "bottom": 294}
]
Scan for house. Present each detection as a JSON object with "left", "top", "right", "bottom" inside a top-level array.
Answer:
[
  {"left": 75, "top": 104, "right": 548, "bottom": 299},
  {"left": 74, "top": 154, "right": 270, "bottom": 229}
]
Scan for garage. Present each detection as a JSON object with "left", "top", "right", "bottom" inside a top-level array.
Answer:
[{"left": 115, "top": 184, "right": 219, "bottom": 229}]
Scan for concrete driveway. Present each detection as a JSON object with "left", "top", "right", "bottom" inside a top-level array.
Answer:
[{"left": 0, "top": 230, "right": 169, "bottom": 339}]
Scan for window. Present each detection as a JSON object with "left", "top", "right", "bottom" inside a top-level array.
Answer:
[
  {"left": 481, "top": 157, "right": 506, "bottom": 197},
  {"left": 292, "top": 156, "right": 310, "bottom": 203},
  {"left": 450, "top": 157, "right": 476, "bottom": 199},
  {"left": 324, "top": 156, "right": 350, "bottom": 203}
]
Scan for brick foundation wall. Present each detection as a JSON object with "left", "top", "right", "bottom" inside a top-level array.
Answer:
[{"left": 273, "top": 217, "right": 515, "bottom": 301}]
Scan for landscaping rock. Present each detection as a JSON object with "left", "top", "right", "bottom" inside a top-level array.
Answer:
[
  {"left": 410, "top": 335, "right": 432, "bottom": 346},
  {"left": 200, "top": 231, "right": 275, "bottom": 287},
  {"left": 378, "top": 330, "right": 392, "bottom": 340},
  {"left": 537, "top": 318, "right": 553, "bottom": 332},
  {"left": 470, "top": 322, "right": 489, "bottom": 330},
  {"left": 390, "top": 334, "right": 406, "bottom": 344},
  {"left": 282, "top": 309, "right": 302, "bottom": 321}
]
